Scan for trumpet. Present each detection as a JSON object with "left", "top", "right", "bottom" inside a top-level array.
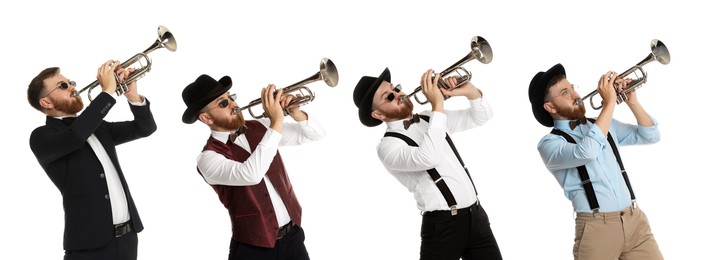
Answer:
[
  {"left": 235, "top": 58, "right": 338, "bottom": 119},
  {"left": 401, "top": 36, "right": 493, "bottom": 104},
  {"left": 576, "top": 39, "right": 670, "bottom": 110},
  {"left": 73, "top": 25, "right": 177, "bottom": 101}
]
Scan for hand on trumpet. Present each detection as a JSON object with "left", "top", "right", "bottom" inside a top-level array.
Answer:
[
  {"left": 117, "top": 67, "right": 143, "bottom": 103},
  {"left": 281, "top": 93, "right": 308, "bottom": 121},
  {"left": 421, "top": 69, "right": 445, "bottom": 112},
  {"left": 97, "top": 60, "right": 120, "bottom": 95},
  {"left": 261, "top": 84, "right": 284, "bottom": 132},
  {"left": 597, "top": 71, "right": 619, "bottom": 108},
  {"left": 439, "top": 75, "right": 481, "bottom": 100},
  {"left": 616, "top": 78, "right": 638, "bottom": 106}
]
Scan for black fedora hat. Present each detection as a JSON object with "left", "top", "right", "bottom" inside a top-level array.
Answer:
[
  {"left": 353, "top": 67, "right": 391, "bottom": 127},
  {"left": 182, "top": 74, "right": 232, "bottom": 124},
  {"left": 528, "top": 63, "right": 566, "bottom": 127}
]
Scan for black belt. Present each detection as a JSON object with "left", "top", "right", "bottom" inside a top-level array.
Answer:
[
  {"left": 277, "top": 222, "right": 296, "bottom": 239},
  {"left": 423, "top": 201, "right": 480, "bottom": 217},
  {"left": 114, "top": 221, "right": 133, "bottom": 238}
]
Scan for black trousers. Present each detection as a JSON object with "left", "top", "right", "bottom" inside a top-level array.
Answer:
[
  {"left": 229, "top": 225, "right": 309, "bottom": 260},
  {"left": 420, "top": 203, "right": 502, "bottom": 260},
  {"left": 64, "top": 231, "right": 138, "bottom": 260}
]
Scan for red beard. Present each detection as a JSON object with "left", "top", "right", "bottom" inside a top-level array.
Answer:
[
  {"left": 554, "top": 101, "right": 586, "bottom": 120},
  {"left": 382, "top": 98, "right": 415, "bottom": 121},
  {"left": 211, "top": 110, "right": 245, "bottom": 132},
  {"left": 54, "top": 96, "right": 84, "bottom": 114}
]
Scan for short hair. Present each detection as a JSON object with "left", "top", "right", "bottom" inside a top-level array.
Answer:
[{"left": 27, "top": 67, "right": 60, "bottom": 112}]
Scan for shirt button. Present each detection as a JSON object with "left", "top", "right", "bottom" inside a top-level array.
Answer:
[
  {"left": 99, "top": 173, "right": 105, "bottom": 178},
  {"left": 105, "top": 194, "right": 110, "bottom": 200}
]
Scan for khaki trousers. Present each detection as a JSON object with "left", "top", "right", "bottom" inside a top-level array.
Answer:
[{"left": 573, "top": 205, "right": 663, "bottom": 260}]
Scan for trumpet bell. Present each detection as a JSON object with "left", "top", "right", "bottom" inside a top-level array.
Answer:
[
  {"left": 156, "top": 25, "right": 178, "bottom": 53},
  {"left": 471, "top": 36, "right": 493, "bottom": 64},
  {"left": 320, "top": 58, "right": 339, "bottom": 88},
  {"left": 651, "top": 39, "right": 670, "bottom": 65}
]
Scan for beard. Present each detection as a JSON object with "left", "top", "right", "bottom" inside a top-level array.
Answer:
[
  {"left": 554, "top": 101, "right": 586, "bottom": 120},
  {"left": 54, "top": 96, "right": 84, "bottom": 114},
  {"left": 211, "top": 110, "right": 245, "bottom": 132},
  {"left": 382, "top": 98, "right": 414, "bottom": 121}
]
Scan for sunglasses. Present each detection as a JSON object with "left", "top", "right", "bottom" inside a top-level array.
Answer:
[
  {"left": 44, "top": 80, "right": 76, "bottom": 97},
  {"left": 373, "top": 84, "right": 402, "bottom": 110},
  {"left": 203, "top": 94, "right": 237, "bottom": 112}
]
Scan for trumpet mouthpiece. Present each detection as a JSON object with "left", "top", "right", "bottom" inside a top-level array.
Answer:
[
  {"left": 231, "top": 107, "right": 244, "bottom": 115},
  {"left": 399, "top": 96, "right": 408, "bottom": 104}
]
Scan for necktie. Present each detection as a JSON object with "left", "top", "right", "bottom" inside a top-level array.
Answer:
[
  {"left": 403, "top": 114, "right": 420, "bottom": 130},
  {"left": 569, "top": 117, "right": 587, "bottom": 130},
  {"left": 229, "top": 125, "right": 248, "bottom": 143}
]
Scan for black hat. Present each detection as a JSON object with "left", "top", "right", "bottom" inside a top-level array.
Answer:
[
  {"left": 528, "top": 63, "right": 566, "bottom": 127},
  {"left": 182, "top": 74, "right": 232, "bottom": 124},
  {"left": 353, "top": 67, "right": 391, "bottom": 127}
]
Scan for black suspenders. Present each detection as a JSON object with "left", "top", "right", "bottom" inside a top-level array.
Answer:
[
  {"left": 550, "top": 118, "right": 636, "bottom": 213},
  {"left": 383, "top": 115, "right": 477, "bottom": 216}
]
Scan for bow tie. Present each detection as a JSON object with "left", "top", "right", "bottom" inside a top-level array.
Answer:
[
  {"left": 403, "top": 114, "right": 421, "bottom": 130},
  {"left": 569, "top": 118, "right": 587, "bottom": 130},
  {"left": 229, "top": 125, "right": 248, "bottom": 143}
]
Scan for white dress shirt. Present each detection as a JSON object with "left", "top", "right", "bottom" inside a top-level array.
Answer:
[
  {"left": 197, "top": 116, "right": 326, "bottom": 227},
  {"left": 57, "top": 95, "right": 147, "bottom": 225},
  {"left": 87, "top": 134, "right": 130, "bottom": 224},
  {"left": 376, "top": 97, "right": 493, "bottom": 212}
]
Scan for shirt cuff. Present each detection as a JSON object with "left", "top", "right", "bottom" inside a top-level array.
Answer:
[
  {"left": 263, "top": 127, "right": 283, "bottom": 144},
  {"left": 638, "top": 117, "right": 659, "bottom": 135},
  {"left": 128, "top": 95, "right": 147, "bottom": 106},
  {"left": 586, "top": 123, "right": 608, "bottom": 144},
  {"left": 468, "top": 97, "right": 487, "bottom": 109},
  {"left": 428, "top": 111, "right": 447, "bottom": 129}
]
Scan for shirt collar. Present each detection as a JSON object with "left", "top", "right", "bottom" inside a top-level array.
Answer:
[
  {"left": 386, "top": 119, "right": 407, "bottom": 131},
  {"left": 553, "top": 119, "right": 575, "bottom": 131},
  {"left": 211, "top": 130, "right": 232, "bottom": 143}
]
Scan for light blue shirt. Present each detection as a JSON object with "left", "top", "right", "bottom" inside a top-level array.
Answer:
[{"left": 537, "top": 118, "right": 660, "bottom": 213}]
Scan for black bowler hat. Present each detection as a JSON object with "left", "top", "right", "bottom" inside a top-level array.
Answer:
[
  {"left": 528, "top": 63, "right": 566, "bottom": 127},
  {"left": 181, "top": 74, "right": 232, "bottom": 124},
  {"left": 353, "top": 67, "right": 391, "bottom": 127}
]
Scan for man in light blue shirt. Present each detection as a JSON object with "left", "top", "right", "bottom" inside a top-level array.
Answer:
[{"left": 528, "top": 63, "right": 663, "bottom": 260}]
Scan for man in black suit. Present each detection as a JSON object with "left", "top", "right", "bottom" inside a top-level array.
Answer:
[{"left": 27, "top": 60, "right": 157, "bottom": 260}]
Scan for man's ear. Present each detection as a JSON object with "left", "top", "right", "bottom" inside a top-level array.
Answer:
[
  {"left": 39, "top": 97, "right": 53, "bottom": 110},
  {"left": 371, "top": 110, "right": 385, "bottom": 121},
  {"left": 543, "top": 102, "right": 556, "bottom": 114},
  {"left": 197, "top": 112, "right": 212, "bottom": 125}
]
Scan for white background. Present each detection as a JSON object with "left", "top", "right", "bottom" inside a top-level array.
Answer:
[{"left": 2, "top": 0, "right": 698, "bottom": 259}]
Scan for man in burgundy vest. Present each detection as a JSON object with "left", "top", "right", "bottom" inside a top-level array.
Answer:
[{"left": 181, "top": 74, "right": 326, "bottom": 260}]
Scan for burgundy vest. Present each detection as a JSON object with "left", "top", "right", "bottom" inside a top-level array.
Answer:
[{"left": 199, "top": 120, "right": 302, "bottom": 248}]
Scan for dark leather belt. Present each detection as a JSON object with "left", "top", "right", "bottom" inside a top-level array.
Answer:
[
  {"left": 423, "top": 201, "right": 480, "bottom": 217},
  {"left": 114, "top": 221, "right": 133, "bottom": 238},
  {"left": 277, "top": 222, "right": 296, "bottom": 239}
]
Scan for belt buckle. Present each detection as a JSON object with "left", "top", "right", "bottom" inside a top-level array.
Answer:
[
  {"left": 277, "top": 222, "right": 292, "bottom": 240},
  {"left": 114, "top": 222, "right": 131, "bottom": 238}
]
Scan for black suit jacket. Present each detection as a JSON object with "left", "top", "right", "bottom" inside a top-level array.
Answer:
[{"left": 29, "top": 92, "right": 157, "bottom": 251}]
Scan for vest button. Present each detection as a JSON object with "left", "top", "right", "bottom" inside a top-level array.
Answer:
[
  {"left": 99, "top": 173, "right": 105, "bottom": 178},
  {"left": 105, "top": 194, "right": 110, "bottom": 200}
]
